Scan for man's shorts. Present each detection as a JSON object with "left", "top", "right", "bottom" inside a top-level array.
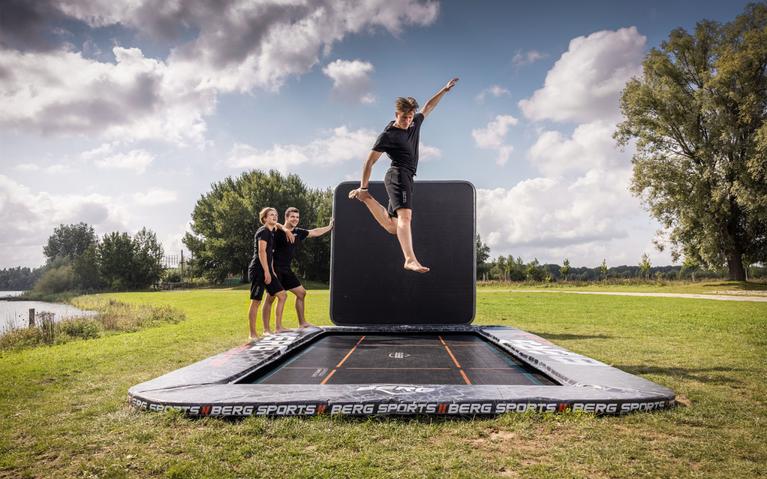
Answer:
[
  {"left": 384, "top": 166, "right": 415, "bottom": 217},
  {"left": 275, "top": 268, "right": 302, "bottom": 290},
  {"left": 249, "top": 269, "right": 284, "bottom": 301}
]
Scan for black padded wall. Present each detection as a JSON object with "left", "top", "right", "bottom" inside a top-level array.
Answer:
[{"left": 330, "top": 181, "right": 475, "bottom": 325}]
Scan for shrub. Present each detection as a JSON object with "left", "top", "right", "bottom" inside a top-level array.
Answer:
[
  {"left": 34, "top": 264, "right": 75, "bottom": 295},
  {"left": 58, "top": 318, "right": 100, "bottom": 340}
]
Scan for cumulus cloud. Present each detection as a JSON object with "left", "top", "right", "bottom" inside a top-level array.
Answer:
[
  {"left": 471, "top": 115, "right": 519, "bottom": 165},
  {"left": 93, "top": 149, "right": 154, "bottom": 174},
  {"left": 133, "top": 188, "right": 178, "bottom": 206},
  {"left": 0, "top": 0, "right": 439, "bottom": 143},
  {"left": 512, "top": 49, "right": 547, "bottom": 67},
  {"left": 518, "top": 27, "right": 645, "bottom": 123},
  {"left": 0, "top": 175, "right": 129, "bottom": 267},
  {"left": 475, "top": 85, "right": 510, "bottom": 103},
  {"left": 323, "top": 59, "right": 375, "bottom": 104},
  {"left": 226, "top": 126, "right": 378, "bottom": 172}
]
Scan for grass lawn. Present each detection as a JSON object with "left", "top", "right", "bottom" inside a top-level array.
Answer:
[
  {"left": 1, "top": 286, "right": 765, "bottom": 478},
  {"left": 480, "top": 279, "right": 767, "bottom": 295}
]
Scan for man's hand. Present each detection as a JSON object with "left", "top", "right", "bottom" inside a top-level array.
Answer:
[
  {"left": 328, "top": 218, "right": 335, "bottom": 229},
  {"left": 443, "top": 78, "right": 459, "bottom": 92},
  {"left": 285, "top": 229, "right": 295, "bottom": 243},
  {"left": 348, "top": 188, "right": 371, "bottom": 202},
  {"left": 264, "top": 271, "right": 272, "bottom": 285}
]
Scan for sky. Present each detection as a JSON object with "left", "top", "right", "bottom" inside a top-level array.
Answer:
[{"left": 0, "top": 0, "right": 756, "bottom": 269}]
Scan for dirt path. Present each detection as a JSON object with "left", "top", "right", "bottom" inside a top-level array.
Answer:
[{"left": 497, "top": 290, "right": 767, "bottom": 302}]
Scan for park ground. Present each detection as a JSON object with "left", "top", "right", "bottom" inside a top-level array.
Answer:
[{"left": 0, "top": 282, "right": 765, "bottom": 478}]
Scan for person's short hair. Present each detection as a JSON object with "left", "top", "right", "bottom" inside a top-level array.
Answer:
[
  {"left": 285, "top": 207, "right": 300, "bottom": 219},
  {"left": 395, "top": 96, "right": 419, "bottom": 114},
  {"left": 259, "top": 207, "right": 276, "bottom": 224}
]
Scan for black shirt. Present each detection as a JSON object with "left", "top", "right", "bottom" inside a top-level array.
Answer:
[
  {"left": 372, "top": 112, "right": 425, "bottom": 175},
  {"left": 273, "top": 228, "right": 309, "bottom": 271},
  {"left": 248, "top": 226, "right": 275, "bottom": 274}
]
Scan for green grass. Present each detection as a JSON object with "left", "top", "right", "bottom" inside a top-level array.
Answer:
[
  {"left": 1, "top": 286, "right": 765, "bottom": 478},
  {"left": 480, "top": 279, "right": 767, "bottom": 294}
]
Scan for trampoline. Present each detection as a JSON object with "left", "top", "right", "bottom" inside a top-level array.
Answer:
[{"left": 129, "top": 181, "right": 675, "bottom": 416}]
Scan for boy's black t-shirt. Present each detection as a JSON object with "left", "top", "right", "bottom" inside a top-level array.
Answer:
[
  {"left": 372, "top": 112, "right": 425, "bottom": 175},
  {"left": 273, "top": 228, "right": 310, "bottom": 271},
  {"left": 248, "top": 226, "right": 275, "bottom": 275}
]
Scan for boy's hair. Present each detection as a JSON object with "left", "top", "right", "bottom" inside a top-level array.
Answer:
[
  {"left": 285, "top": 207, "right": 300, "bottom": 218},
  {"left": 259, "top": 207, "right": 276, "bottom": 224},
  {"left": 395, "top": 96, "right": 419, "bottom": 114}
]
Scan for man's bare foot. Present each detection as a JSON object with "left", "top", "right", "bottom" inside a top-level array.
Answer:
[
  {"left": 249, "top": 335, "right": 260, "bottom": 342},
  {"left": 275, "top": 327, "right": 295, "bottom": 333},
  {"left": 404, "top": 260, "right": 430, "bottom": 273},
  {"left": 298, "top": 322, "right": 316, "bottom": 329},
  {"left": 348, "top": 188, "right": 371, "bottom": 202},
  {"left": 263, "top": 329, "right": 274, "bottom": 335}
]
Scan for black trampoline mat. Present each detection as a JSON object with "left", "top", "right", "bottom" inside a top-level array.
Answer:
[{"left": 245, "top": 334, "right": 556, "bottom": 386}]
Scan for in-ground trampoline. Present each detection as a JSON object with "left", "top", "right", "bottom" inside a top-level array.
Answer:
[{"left": 129, "top": 181, "right": 675, "bottom": 416}]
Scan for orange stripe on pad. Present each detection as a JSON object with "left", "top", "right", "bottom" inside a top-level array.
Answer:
[
  {"left": 321, "top": 335, "right": 366, "bottom": 385},
  {"left": 439, "top": 336, "right": 471, "bottom": 385}
]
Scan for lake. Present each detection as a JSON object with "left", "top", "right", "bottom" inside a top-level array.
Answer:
[{"left": 0, "top": 300, "right": 96, "bottom": 332}]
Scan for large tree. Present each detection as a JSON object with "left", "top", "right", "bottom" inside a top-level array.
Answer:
[
  {"left": 43, "top": 223, "right": 97, "bottom": 262},
  {"left": 616, "top": 3, "right": 767, "bottom": 280},
  {"left": 184, "top": 170, "right": 317, "bottom": 282}
]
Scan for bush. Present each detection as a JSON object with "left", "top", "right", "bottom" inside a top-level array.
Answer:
[
  {"left": 34, "top": 264, "right": 75, "bottom": 295},
  {"left": 58, "top": 318, "right": 100, "bottom": 340}
]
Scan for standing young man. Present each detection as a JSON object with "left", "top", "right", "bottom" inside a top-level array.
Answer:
[
  {"left": 247, "top": 207, "right": 289, "bottom": 339},
  {"left": 348, "top": 78, "right": 459, "bottom": 273},
  {"left": 262, "top": 208, "right": 334, "bottom": 329}
]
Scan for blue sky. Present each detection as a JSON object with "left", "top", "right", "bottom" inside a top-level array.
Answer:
[{"left": 0, "top": 0, "right": 755, "bottom": 268}]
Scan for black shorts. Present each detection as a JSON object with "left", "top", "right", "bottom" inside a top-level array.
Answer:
[
  {"left": 275, "top": 268, "right": 302, "bottom": 290},
  {"left": 249, "top": 269, "right": 284, "bottom": 301},
  {"left": 384, "top": 166, "right": 415, "bottom": 217}
]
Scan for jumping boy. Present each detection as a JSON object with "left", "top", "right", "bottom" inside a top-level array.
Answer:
[
  {"left": 247, "top": 207, "right": 289, "bottom": 339},
  {"left": 261, "top": 207, "right": 334, "bottom": 329},
  {"left": 348, "top": 78, "right": 459, "bottom": 273}
]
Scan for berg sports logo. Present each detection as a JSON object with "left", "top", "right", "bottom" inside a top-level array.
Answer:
[{"left": 356, "top": 385, "right": 436, "bottom": 395}]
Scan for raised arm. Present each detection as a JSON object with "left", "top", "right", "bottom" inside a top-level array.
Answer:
[
  {"left": 348, "top": 150, "right": 383, "bottom": 199},
  {"left": 307, "top": 218, "right": 334, "bottom": 238},
  {"left": 421, "top": 78, "right": 459, "bottom": 119}
]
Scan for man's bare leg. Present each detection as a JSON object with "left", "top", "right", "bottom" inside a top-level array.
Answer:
[
  {"left": 290, "top": 286, "right": 314, "bottom": 328},
  {"left": 248, "top": 299, "right": 261, "bottom": 339},
  {"left": 396, "top": 208, "right": 429, "bottom": 273},
  {"left": 261, "top": 296, "right": 275, "bottom": 335},
  {"left": 349, "top": 189, "right": 397, "bottom": 234},
  {"left": 273, "top": 291, "right": 292, "bottom": 332}
]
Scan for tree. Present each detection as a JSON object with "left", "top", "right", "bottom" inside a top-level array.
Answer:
[
  {"left": 184, "top": 170, "right": 318, "bottom": 283},
  {"left": 639, "top": 253, "right": 652, "bottom": 279},
  {"left": 599, "top": 259, "right": 608, "bottom": 281},
  {"left": 98, "top": 232, "right": 136, "bottom": 290},
  {"left": 43, "top": 223, "right": 97, "bottom": 262},
  {"left": 476, "top": 235, "right": 491, "bottom": 279},
  {"left": 132, "top": 228, "right": 165, "bottom": 287},
  {"left": 294, "top": 188, "right": 333, "bottom": 282},
  {"left": 560, "top": 258, "right": 571, "bottom": 281},
  {"left": 616, "top": 3, "right": 767, "bottom": 281}
]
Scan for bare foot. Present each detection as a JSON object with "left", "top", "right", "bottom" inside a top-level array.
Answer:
[
  {"left": 348, "top": 188, "right": 371, "bottom": 202},
  {"left": 263, "top": 329, "right": 274, "bottom": 336},
  {"left": 404, "top": 260, "right": 430, "bottom": 273},
  {"left": 298, "top": 322, "right": 316, "bottom": 329},
  {"left": 249, "top": 335, "right": 260, "bottom": 342},
  {"left": 275, "top": 327, "right": 295, "bottom": 333}
]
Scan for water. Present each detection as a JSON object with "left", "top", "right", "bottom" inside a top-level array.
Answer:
[
  {"left": 0, "top": 291, "right": 25, "bottom": 298},
  {"left": 0, "top": 300, "right": 97, "bottom": 332}
]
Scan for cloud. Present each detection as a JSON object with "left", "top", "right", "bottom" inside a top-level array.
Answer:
[
  {"left": 323, "top": 59, "right": 375, "bottom": 104},
  {"left": 0, "top": 1, "right": 439, "bottom": 143},
  {"left": 133, "top": 188, "right": 178, "bottom": 206},
  {"left": 528, "top": 120, "right": 629, "bottom": 177},
  {"left": 0, "top": 175, "right": 129, "bottom": 267},
  {"left": 471, "top": 115, "right": 518, "bottom": 165},
  {"left": 512, "top": 49, "right": 547, "bottom": 67},
  {"left": 518, "top": 27, "right": 645, "bottom": 123},
  {"left": 0, "top": 47, "right": 214, "bottom": 145},
  {"left": 93, "top": 149, "right": 154, "bottom": 174},
  {"left": 226, "top": 126, "right": 378, "bottom": 172},
  {"left": 475, "top": 85, "right": 510, "bottom": 103}
]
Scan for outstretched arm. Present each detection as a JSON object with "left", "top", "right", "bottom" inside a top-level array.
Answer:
[
  {"left": 421, "top": 78, "right": 459, "bottom": 119},
  {"left": 307, "top": 219, "right": 334, "bottom": 238}
]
